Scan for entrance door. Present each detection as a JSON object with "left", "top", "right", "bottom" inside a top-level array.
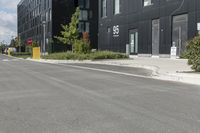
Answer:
[
  {"left": 129, "top": 29, "right": 138, "bottom": 54},
  {"left": 172, "top": 14, "right": 188, "bottom": 56},
  {"left": 152, "top": 19, "right": 160, "bottom": 55}
]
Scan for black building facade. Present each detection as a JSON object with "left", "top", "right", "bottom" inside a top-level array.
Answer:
[
  {"left": 17, "top": 0, "right": 98, "bottom": 53},
  {"left": 98, "top": 0, "right": 200, "bottom": 56}
]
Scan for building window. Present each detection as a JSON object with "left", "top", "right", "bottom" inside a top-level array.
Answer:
[
  {"left": 79, "top": 10, "right": 88, "bottom": 21},
  {"left": 143, "top": 0, "right": 152, "bottom": 7},
  {"left": 78, "top": 0, "right": 89, "bottom": 9},
  {"left": 85, "top": 0, "right": 90, "bottom": 8},
  {"left": 49, "top": 9, "right": 52, "bottom": 21},
  {"left": 78, "top": 0, "right": 84, "bottom": 8},
  {"left": 46, "top": 11, "right": 48, "bottom": 21},
  {"left": 114, "top": 0, "right": 120, "bottom": 14},
  {"left": 101, "top": 0, "right": 107, "bottom": 18},
  {"left": 85, "top": 22, "right": 90, "bottom": 32},
  {"left": 79, "top": 22, "right": 85, "bottom": 32},
  {"left": 78, "top": 22, "right": 90, "bottom": 32}
]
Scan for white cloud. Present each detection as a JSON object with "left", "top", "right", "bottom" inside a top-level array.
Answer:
[
  {"left": 0, "top": 0, "right": 19, "bottom": 11},
  {"left": 0, "top": 0, "right": 20, "bottom": 44}
]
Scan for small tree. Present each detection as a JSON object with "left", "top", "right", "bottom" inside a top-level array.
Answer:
[
  {"left": 82, "top": 32, "right": 90, "bottom": 44},
  {"left": 55, "top": 7, "right": 80, "bottom": 48},
  {"left": 0, "top": 44, "right": 6, "bottom": 53},
  {"left": 184, "top": 35, "right": 200, "bottom": 72},
  {"left": 32, "top": 41, "right": 39, "bottom": 47},
  {"left": 9, "top": 37, "right": 19, "bottom": 48}
]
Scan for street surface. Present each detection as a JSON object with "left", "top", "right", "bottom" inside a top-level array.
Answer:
[{"left": 0, "top": 54, "right": 200, "bottom": 133}]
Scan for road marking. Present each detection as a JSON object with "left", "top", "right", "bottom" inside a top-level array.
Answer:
[{"left": 60, "top": 64, "right": 153, "bottom": 79}]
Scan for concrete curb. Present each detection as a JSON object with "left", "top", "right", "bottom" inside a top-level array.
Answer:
[
  {"left": 27, "top": 58, "right": 159, "bottom": 75},
  {"left": 26, "top": 58, "right": 93, "bottom": 64},
  {"left": 154, "top": 73, "right": 200, "bottom": 85},
  {"left": 4, "top": 55, "right": 200, "bottom": 85},
  {"left": 27, "top": 58, "right": 200, "bottom": 86}
]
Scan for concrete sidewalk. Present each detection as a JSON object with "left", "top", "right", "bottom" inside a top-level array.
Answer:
[
  {"left": 28, "top": 57, "right": 200, "bottom": 85},
  {"left": 92, "top": 57, "right": 200, "bottom": 85}
]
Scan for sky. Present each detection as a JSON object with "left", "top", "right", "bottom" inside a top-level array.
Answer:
[{"left": 0, "top": 0, "right": 20, "bottom": 44}]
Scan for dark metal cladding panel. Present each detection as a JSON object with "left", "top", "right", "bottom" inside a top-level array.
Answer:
[
  {"left": 18, "top": 0, "right": 99, "bottom": 52},
  {"left": 98, "top": 0, "right": 199, "bottom": 54}
]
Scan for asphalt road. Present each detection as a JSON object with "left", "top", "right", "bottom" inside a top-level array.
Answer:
[
  {"left": 65, "top": 63, "right": 153, "bottom": 77},
  {"left": 0, "top": 54, "right": 200, "bottom": 133}
]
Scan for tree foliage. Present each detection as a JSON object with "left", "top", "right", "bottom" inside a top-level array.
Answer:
[
  {"left": 9, "top": 37, "right": 21, "bottom": 48},
  {"left": 32, "top": 41, "right": 39, "bottom": 47},
  {"left": 55, "top": 7, "right": 80, "bottom": 46},
  {"left": 73, "top": 39, "right": 90, "bottom": 54},
  {"left": 184, "top": 35, "right": 200, "bottom": 72},
  {"left": 0, "top": 44, "right": 6, "bottom": 53}
]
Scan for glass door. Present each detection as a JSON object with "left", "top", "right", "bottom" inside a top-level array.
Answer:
[
  {"left": 129, "top": 29, "right": 138, "bottom": 54},
  {"left": 172, "top": 14, "right": 188, "bottom": 56}
]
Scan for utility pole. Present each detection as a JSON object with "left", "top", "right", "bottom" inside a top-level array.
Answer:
[{"left": 18, "top": 34, "right": 21, "bottom": 53}]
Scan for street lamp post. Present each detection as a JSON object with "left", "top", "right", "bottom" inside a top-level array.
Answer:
[
  {"left": 42, "top": 21, "right": 46, "bottom": 55},
  {"left": 18, "top": 34, "right": 21, "bottom": 53}
]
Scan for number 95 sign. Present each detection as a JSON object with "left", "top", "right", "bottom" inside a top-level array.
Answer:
[{"left": 113, "top": 25, "right": 119, "bottom": 37}]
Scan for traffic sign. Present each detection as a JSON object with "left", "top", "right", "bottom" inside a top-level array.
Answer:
[{"left": 27, "top": 38, "right": 33, "bottom": 45}]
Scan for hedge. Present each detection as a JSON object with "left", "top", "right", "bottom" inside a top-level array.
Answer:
[{"left": 42, "top": 51, "right": 128, "bottom": 60}]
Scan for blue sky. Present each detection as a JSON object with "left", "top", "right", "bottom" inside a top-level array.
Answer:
[{"left": 0, "top": 0, "right": 20, "bottom": 44}]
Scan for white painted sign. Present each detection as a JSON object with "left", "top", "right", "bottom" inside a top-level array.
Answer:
[
  {"left": 113, "top": 25, "right": 119, "bottom": 37},
  {"left": 197, "top": 23, "right": 200, "bottom": 31},
  {"left": 170, "top": 46, "right": 177, "bottom": 59}
]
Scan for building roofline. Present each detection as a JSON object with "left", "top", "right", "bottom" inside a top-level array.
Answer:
[{"left": 18, "top": 0, "right": 24, "bottom": 6}]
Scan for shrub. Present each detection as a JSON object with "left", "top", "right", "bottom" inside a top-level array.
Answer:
[
  {"left": 42, "top": 52, "right": 89, "bottom": 60},
  {"left": 25, "top": 46, "right": 32, "bottom": 53},
  {"left": 82, "top": 32, "right": 90, "bottom": 43},
  {"left": 55, "top": 7, "right": 80, "bottom": 47},
  {"left": 42, "top": 51, "right": 128, "bottom": 60},
  {"left": 10, "top": 52, "right": 31, "bottom": 56},
  {"left": 32, "top": 41, "right": 39, "bottom": 47},
  {"left": 73, "top": 39, "right": 90, "bottom": 54},
  {"left": 90, "top": 51, "right": 128, "bottom": 60},
  {"left": 184, "top": 36, "right": 200, "bottom": 72}
]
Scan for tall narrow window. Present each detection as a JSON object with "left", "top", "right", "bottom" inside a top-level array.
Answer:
[
  {"left": 79, "top": 10, "right": 88, "bottom": 21},
  {"left": 78, "top": 0, "right": 84, "bottom": 8},
  {"left": 85, "top": 22, "right": 90, "bottom": 32},
  {"left": 78, "top": 22, "right": 85, "bottom": 32},
  {"left": 114, "top": 0, "right": 120, "bottom": 14},
  {"left": 172, "top": 14, "right": 188, "bottom": 56},
  {"left": 85, "top": 0, "right": 90, "bottom": 8},
  {"left": 101, "top": 0, "right": 107, "bottom": 18}
]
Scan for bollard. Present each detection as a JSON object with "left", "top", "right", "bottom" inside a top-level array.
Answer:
[
  {"left": 170, "top": 42, "right": 177, "bottom": 59},
  {"left": 8, "top": 49, "right": 10, "bottom": 56},
  {"left": 32, "top": 47, "right": 41, "bottom": 60}
]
